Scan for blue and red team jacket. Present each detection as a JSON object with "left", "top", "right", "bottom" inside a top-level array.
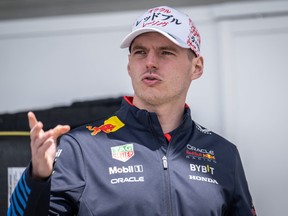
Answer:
[{"left": 7, "top": 96, "right": 256, "bottom": 216}]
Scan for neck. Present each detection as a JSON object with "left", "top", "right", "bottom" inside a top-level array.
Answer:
[{"left": 132, "top": 96, "right": 185, "bottom": 134}]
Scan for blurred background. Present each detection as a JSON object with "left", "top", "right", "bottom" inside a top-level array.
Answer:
[{"left": 0, "top": 0, "right": 288, "bottom": 215}]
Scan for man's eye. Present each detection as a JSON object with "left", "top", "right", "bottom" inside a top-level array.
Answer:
[
  {"left": 133, "top": 50, "right": 146, "bottom": 55},
  {"left": 162, "top": 51, "right": 174, "bottom": 55}
]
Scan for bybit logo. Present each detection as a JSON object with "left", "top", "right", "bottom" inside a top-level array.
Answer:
[{"left": 190, "top": 163, "right": 215, "bottom": 175}]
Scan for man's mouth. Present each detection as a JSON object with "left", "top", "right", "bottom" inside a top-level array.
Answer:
[
  {"left": 142, "top": 74, "right": 162, "bottom": 86},
  {"left": 145, "top": 77, "right": 157, "bottom": 80}
]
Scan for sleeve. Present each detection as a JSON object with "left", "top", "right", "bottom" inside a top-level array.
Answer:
[
  {"left": 230, "top": 148, "right": 257, "bottom": 216},
  {"left": 6, "top": 164, "right": 51, "bottom": 216},
  {"left": 6, "top": 133, "right": 86, "bottom": 216}
]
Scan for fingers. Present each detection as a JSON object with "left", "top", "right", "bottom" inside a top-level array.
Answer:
[
  {"left": 36, "top": 136, "right": 55, "bottom": 155},
  {"left": 28, "top": 112, "right": 70, "bottom": 148},
  {"left": 34, "top": 129, "right": 53, "bottom": 147},
  {"left": 28, "top": 111, "right": 38, "bottom": 129},
  {"left": 28, "top": 111, "right": 43, "bottom": 142},
  {"left": 52, "top": 125, "right": 70, "bottom": 139}
]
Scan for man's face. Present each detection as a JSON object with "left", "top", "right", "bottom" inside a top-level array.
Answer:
[{"left": 128, "top": 32, "right": 201, "bottom": 107}]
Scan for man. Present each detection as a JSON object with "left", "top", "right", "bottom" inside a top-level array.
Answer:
[{"left": 7, "top": 6, "right": 256, "bottom": 216}]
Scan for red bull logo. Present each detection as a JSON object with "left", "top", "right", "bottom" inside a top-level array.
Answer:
[
  {"left": 86, "top": 116, "right": 125, "bottom": 135},
  {"left": 186, "top": 144, "right": 216, "bottom": 163},
  {"left": 203, "top": 153, "right": 215, "bottom": 160}
]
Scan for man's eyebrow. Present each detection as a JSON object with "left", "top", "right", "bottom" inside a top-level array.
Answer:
[
  {"left": 159, "top": 46, "right": 178, "bottom": 52},
  {"left": 130, "top": 45, "right": 146, "bottom": 51},
  {"left": 131, "top": 45, "right": 178, "bottom": 52}
]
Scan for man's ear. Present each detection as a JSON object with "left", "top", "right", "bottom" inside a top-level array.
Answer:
[{"left": 191, "top": 56, "right": 204, "bottom": 81}]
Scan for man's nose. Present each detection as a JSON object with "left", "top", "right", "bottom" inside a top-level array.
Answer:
[{"left": 146, "top": 52, "right": 159, "bottom": 69}]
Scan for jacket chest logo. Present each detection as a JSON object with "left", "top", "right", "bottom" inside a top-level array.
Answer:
[
  {"left": 186, "top": 144, "right": 216, "bottom": 163},
  {"left": 111, "top": 143, "right": 134, "bottom": 162}
]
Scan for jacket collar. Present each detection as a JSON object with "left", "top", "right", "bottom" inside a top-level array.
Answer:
[{"left": 116, "top": 96, "right": 193, "bottom": 135}]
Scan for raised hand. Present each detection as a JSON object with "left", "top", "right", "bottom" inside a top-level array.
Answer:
[{"left": 28, "top": 112, "right": 70, "bottom": 179}]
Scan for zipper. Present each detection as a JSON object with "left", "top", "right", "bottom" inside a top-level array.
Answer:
[
  {"left": 162, "top": 154, "right": 172, "bottom": 216},
  {"left": 162, "top": 155, "right": 168, "bottom": 169},
  {"left": 147, "top": 112, "right": 173, "bottom": 216}
]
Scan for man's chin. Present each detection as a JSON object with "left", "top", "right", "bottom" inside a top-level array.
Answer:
[{"left": 136, "top": 94, "right": 168, "bottom": 106}]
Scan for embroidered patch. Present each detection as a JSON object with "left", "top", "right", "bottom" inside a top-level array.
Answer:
[
  {"left": 111, "top": 143, "right": 134, "bottom": 162},
  {"left": 86, "top": 116, "right": 125, "bottom": 135}
]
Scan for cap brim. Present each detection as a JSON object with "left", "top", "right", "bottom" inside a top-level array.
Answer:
[{"left": 120, "top": 27, "right": 189, "bottom": 49}]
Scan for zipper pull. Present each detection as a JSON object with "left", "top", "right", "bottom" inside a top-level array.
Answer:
[{"left": 162, "top": 156, "right": 168, "bottom": 170}]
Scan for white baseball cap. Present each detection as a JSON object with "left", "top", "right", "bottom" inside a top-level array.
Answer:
[{"left": 120, "top": 6, "right": 201, "bottom": 57}]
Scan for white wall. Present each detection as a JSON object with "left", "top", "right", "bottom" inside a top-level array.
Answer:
[
  {"left": 0, "top": 12, "right": 134, "bottom": 113},
  {"left": 1, "top": 1, "right": 288, "bottom": 215},
  {"left": 216, "top": 3, "right": 288, "bottom": 215}
]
